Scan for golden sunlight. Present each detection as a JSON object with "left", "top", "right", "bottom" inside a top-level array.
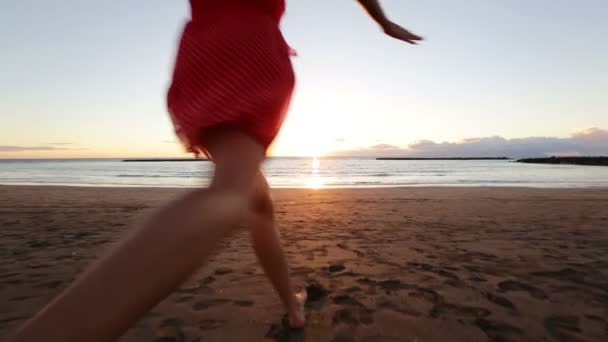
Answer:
[
  {"left": 271, "top": 103, "right": 347, "bottom": 156},
  {"left": 306, "top": 157, "right": 324, "bottom": 189}
]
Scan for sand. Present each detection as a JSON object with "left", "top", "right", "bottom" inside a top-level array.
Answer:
[{"left": 1, "top": 185, "right": 607, "bottom": 341}]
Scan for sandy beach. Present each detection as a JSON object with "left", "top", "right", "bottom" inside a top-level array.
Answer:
[{"left": 1, "top": 185, "right": 607, "bottom": 341}]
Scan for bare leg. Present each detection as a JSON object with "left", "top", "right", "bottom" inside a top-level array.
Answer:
[
  {"left": 8, "top": 129, "right": 265, "bottom": 342},
  {"left": 249, "top": 173, "right": 306, "bottom": 328}
]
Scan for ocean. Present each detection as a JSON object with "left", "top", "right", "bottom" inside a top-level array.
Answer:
[{"left": 0, "top": 158, "right": 607, "bottom": 188}]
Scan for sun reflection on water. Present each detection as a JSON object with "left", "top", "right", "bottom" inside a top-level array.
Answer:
[{"left": 306, "top": 157, "right": 324, "bottom": 189}]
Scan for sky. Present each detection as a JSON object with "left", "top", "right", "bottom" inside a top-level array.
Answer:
[{"left": 1, "top": 0, "right": 607, "bottom": 158}]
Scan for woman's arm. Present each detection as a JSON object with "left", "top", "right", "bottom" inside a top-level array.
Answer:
[
  {"left": 357, "top": 0, "right": 390, "bottom": 27},
  {"left": 357, "top": 0, "right": 423, "bottom": 44}
]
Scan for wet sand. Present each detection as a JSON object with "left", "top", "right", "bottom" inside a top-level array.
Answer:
[{"left": 1, "top": 185, "right": 607, "bottom": 341}]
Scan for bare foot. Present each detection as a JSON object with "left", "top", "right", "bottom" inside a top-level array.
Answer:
[{"left": 288, "top": 291, "right": 307, "bottom": 328}]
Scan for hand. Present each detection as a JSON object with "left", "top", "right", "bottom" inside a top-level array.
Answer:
[{"left": 382, "top": 21, "right": 423, "bottom": 45}]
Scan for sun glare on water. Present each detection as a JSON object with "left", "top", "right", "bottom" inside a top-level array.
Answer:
[{"left": 306, "top": 157, "right": 324, "bottom": 189}]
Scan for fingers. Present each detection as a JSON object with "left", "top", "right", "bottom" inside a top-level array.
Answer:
[
  {"left": 404, "top": 32, "right": 423, "bottom": 44},
  {"left": 398, "top": 35, "right": 421, "bottom": 45},
  {"left": 385, "top": 23, "right": 423, "bottom": 45}
]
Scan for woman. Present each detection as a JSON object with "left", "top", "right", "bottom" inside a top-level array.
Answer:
[{"left": 8, "top": 0, "right": 421, "bottom": 340}]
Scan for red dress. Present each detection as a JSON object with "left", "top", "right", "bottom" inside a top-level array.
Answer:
[{"left": 167, "top": 0, "right": 295, "bottom": 156}]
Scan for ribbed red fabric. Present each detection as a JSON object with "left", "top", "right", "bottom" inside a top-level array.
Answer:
[{"left": 167, "top": 0, "right": 294, "bottom": 156}]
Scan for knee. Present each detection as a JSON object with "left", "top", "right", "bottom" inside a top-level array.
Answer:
[
  {"left": 250, "top": 190, "right": 274, "bottom": 218},
  {"left": 190, "top": 187, "right": 251, "bottom": 228}
]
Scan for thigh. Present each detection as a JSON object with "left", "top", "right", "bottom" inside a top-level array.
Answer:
[
  {"left": 250, "top": 172, "right": 274, "bottom": 217},
  {"left": 204, "top": 126, "right": 266, "bottom": 194}
]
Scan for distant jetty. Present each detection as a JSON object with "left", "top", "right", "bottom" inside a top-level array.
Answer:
[
  {"left": 376, "top": 157, "right": 511, "bottom": 160},
  {"left": 516, "top": 156, "right": 608, "bottom": 166},
  {"left": 122, "top": 158, "right": 210, "bottom": 162}
]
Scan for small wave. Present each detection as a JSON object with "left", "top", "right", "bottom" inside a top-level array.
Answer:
[
  {"left": 370, "top": 173, "right": 391, "bottom": 177},
  {"left": 417, "top": 170, "right": 450, "bottom": 174},
  {"left": 117, "top": 174, "right": 187, "bottom": 178}
]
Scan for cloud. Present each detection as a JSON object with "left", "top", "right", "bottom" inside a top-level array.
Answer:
[
  {"left": 329, "top": 143, "right": 406, "bottom": 157},
  {"left": 0, "top": 145, "right": 87, "bottom": 152},
  {"left": 329, "top": 128, "right": 608, "bottom": 158},
  {"left": 0, "top": 146, "right": 70, "bottom": 152},
  {"left": 48, "top": 142, "right": 73, "bottom": 145},
  {"left": 162, "top": 140, "right": 177, "bottom": 144}
]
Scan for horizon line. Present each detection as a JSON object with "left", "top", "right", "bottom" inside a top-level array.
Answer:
[{"left": 3, "top": 155, "right": 602, "bottom": 161}]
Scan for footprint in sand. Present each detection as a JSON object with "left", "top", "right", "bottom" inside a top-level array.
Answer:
[
  {"left": 200, "top": 319, "right": 225, "bottom": 331},
  {"left": 497, "top": 280, "right": 547, "bottom": 300},
  {"left": 359, "top": 336, "right": 405, "bottom": 342},
  {"left": 55, "top": 254, "right": 73, "bottom": 261},
  {"left": 337, "top": 243, "right": 348, "bottom": 250},
  {"left": 531, "top": 268, "right": 607, "bottom": 291},
  {"left": 9, "top": 295, "right": 34, "bottom": 302},
  {"left": 407, "top": 262, "right": 461, "bottom": 281},
  {"left": 176, "top": 281, "right": 201, "bottom": 295},
  {"left": 345, "top": 286, "right": 362, "bottom": 293},
  {"left": 469, "top": 276, "right": 487, "bottom": 282},
  {"left": 333, "top": 295, "right": 365, "bottom": 307},
  {"left": 0, "top": 272, "right": 19, "bottom": 279},
  {"left": 585, "top": 314, "right": 604, "bottom": 322},
  {"left": 265, "top": 317, "right": 305, "bottom": 342},
  {"left": 305, "top": 282, "right": 329, "bottom": 307},
  {"left": 291, "top": 266, "right": 315, "bottom": 276},
  {"left": 483, "top": 292, "right": 516, "bottom": 311},
  {"left": 11, "top": 249, "right": 27, "bottom": 256},
  {"left": 330, "top": 330, "right": 355, "bottom": 342},
  {"left": 407, "top": 286, "right": 444, "bottom": 306},
  {"left": 328, "top": 263, "right": 346, "bottom": 273},
  {"left": 444, "top": 279, "right": 466, "bottom": 288},
  {"left": 356, "top": 278, "right": 377, "bottom": 286},
  {"left": 201, "top": 275, "right": 215, "bottom": 285},
  {"left": 154, "top": 318, "right": 185, "bottom": 342},
  {"left": 214, "top": 267, "right": 233, "bottom": 275},
  {"left": 27, "top": 240, "right": 51, "bottom": 248},
  {"left": 430, "top": 303, "right": 490, "bottom": 319},
  {"left": 407, "top": 262, "right": 433, "bottom": 271},
  {"left": 379, "top": 279, "right": 415, "bottom": 292},
  {"left": 332, "top": 307, "right": 374, "bottom": 326},
  {"left": 174, "top": 295, "right": 193, "bottom": 303},
  {"left": 436, "top": 269, "right": 459, "bottom": 280},
  {"left": 0, "top": 315, "right": 29, "bottom": 325},
  {"left": 475, "top": 318, "right": 523, "bottom": 341},
  {"left": 35, "top": 280, "right": 62, "bottom": 289},
  {"left": 192, "top": 298, "right": 231, "bottom": 311},
  {"left": 232, "top": 300, "right": 254, "bottom": 307},
  {"left": 544, "top": 315, "right": 582, "bottom": 342},
  {"left": 377, "top": 300, "right": 422, "bottom": 317}
]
